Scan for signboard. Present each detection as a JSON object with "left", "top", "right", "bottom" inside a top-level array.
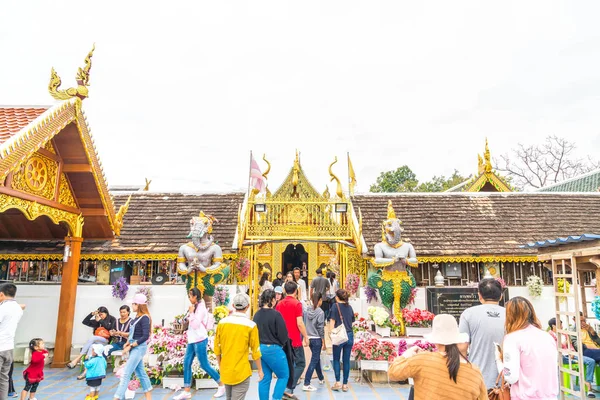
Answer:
[{"left": 426, "top": 287, "right": 509, "bottom": 321}]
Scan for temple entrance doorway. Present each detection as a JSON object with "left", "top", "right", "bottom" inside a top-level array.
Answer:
[{"left": 282, "top": 244, "right": 308, "bottom": 285}]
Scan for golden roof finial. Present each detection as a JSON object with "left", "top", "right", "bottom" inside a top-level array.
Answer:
[
  {"left": 262, "top": 154, "right": 271, "bottom": 197},
  {"left": 292, "top": 150, "right": 300, "bottom": 190},
  {"left": 322, "top": 185, "right": 330, "bottom": 199},
  {"left": 329, "top": 157, "right": 344, "bottom": 199},
  {"left": 387, "top": 199, "right": 397, "bottom": 220},
  {"left": 483, "top": 138, "right": 492, "bottom": 173},
  {"left": 48, "top": 44, "right": 95, "bottom": 101},
  {"left": 348, "top": 153, "right": 357, "bottom": 196},
  {"left": 114, "top": 194, "right": 131, "bottom": 235},
  {"left": 143, "top": 178, "right": 152, "bottom": 191}
]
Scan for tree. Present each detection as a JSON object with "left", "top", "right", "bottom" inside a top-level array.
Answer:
[
  {"left": 369, "top": 167, "right": 469, "bottom": 192},
  {"left": 416, "top": 170, "right": 470, "bottom": 192},
  {"left": 495, "top": 135, "right": 600, "bottom": 190},
  {"left": 369, "top": 166, "right": 418, "bottom": 192}
]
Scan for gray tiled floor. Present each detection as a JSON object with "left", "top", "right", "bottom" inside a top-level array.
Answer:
[{"left": 12, "top": 364, "right": 411, "bottom": 400}]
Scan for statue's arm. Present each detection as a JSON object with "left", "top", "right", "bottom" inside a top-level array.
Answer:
[
  {"left": 177, "top": 245, "right": 189, "bottom": 274},
  {"left": 373, "top": 243, "right": 395, "bottom": 267},
  {"left": 208, "top": 245, "right": 223, "bottom": 271},
  {"left": 407, "top": 244, "right": 418, "bottom": 267}
]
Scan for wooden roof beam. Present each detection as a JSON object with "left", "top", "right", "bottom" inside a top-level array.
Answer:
[
  {"left": 62, "top": 164, "right": 92, "bottom": 173},
  {"left": 80, "top": 208, "right": 107, "bottom": 217}
]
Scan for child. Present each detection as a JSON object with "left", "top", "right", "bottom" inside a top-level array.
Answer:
[
  {"left": 21, "top": 338, "right": 47, "bottom": 400},
  {"left": 83, "top": 344, "right": 107, "bottom": 400}
]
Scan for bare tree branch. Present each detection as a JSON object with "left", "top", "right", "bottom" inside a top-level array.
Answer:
[{"left": 494, "top": 135, "right": 599, "bottom": 190}]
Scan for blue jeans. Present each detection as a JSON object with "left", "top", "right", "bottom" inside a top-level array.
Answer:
[
  {"left": 563, "top": 355, "right": 596, "bottom": 383},
  {"left": 184, "top": 339, "right": 220, "bottom": 387},
  {"left": 113, "top": 343, "right": 152, "bottom": 399},
  {"left": 333, "top": 331, "right": 354, "bottom": 385},
  {"left": 259, "top": 344, "right": 289, "bottom": 400},
  {"left": 304, "top": 339, "right": 324, "bottom": 386},
  {"left": 108, "top": 341, "right": 125, "bottom": 356}
]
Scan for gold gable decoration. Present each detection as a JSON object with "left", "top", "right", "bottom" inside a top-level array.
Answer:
[
  {"left": 464, "top": 139, "right": 512, "bottom": 193},
  {"left": 58, "top": 174, "right": 77, "bottom": 208},
  {"left": 11, "top": 153, "right": 58, "bottom": 201}
]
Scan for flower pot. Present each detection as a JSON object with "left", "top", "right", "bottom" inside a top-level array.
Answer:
[
  {"left": 375, "top": 326, "right": 391, "bottom": 337},
  {"left": 195, "top": 379, "right": 219, "bottom": 389},
  {"left": 405, "top": 327, "right": 432, "bottom": 337},
  {"left": 162, "top": 377, "right": 184, "bottom": 389},
  {"left": 359, "top": 360, "right": 389, "bottom": 372},
  {"left": 150, "top": 377, "right": 162, "bottom": 386}
]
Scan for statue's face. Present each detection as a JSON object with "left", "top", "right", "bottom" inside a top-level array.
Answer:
[
  {"left": 189, "top": 216, "right": 212, "bottom": 238},
  {"left": 383, "top": 218, "right": 403, "bottom": 239}
]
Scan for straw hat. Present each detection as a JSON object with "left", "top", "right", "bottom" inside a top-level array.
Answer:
[{"left": 425, "top": 314, "right": 469, "bottom": 345}]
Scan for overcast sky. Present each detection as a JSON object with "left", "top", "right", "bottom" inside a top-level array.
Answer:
[{"left": 2, "top": 1, "right": 600, "bottom": 193}]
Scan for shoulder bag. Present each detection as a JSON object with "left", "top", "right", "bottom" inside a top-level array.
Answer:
[
  {"left": 330, "top": 303, "right": 349, "bottom": 346},
  {"left": 487, "top": 372, "right": 510, "bottom": 400}
]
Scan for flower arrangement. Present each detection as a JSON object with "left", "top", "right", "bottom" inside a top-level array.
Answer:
[
  {"left": 526, "top": 275, "right": 543, "bottom": 298},
  {"left": 408, "top": 287, "right": 418, "bottom": 306},
  {"left": 235, "top": 258, "right": 250, "bottom": 280},
  {"left": 352, "top": 337, "right": 397, "bottom": 362},
  {"left": 397, "top": 339, "right": 408, "bottom": 355},
  {"left": 345, "top": 273, "right": 360, "bottom": 297},
  {"left": 364, "top": 286, "right": 378, "bottom": 303},
  {"left": 495, "top": 277, "right": 506, "bottom": 289},
  {"left": 412, "top": 340, "right": 436, "bottom": 352},
  {"left": 112, "top": 276, "right": 129, "bottom": 300},
  {"left": 127, "top": 379, "right": 140, "bottom": 391},
  {"left": 213, "top": 305, "right": 231, "bottom": 324},
  {"left": 367, "top": 306, "right": 390, "bottom": 327},
  {"left": 352, "top": 316, "right": 371, "bottom": 333},
  {"left": 214, "top": 286, "right": 230, "bottom": 306},
  {"left": 146, "top": 365, "right": 163, "bottom": 384},
  {"left": 389, "top": 317, "right": 403, "bottom": 336},
  {"left": 135, "top": 286, "right": 152, "bottom": 306},
  {"left": 354, "top": 330, "right": 372, "bottom": 342},
  {"left": 402, "top": 308, "right": 435, "bottom": 328},
  {"left": 557, "top": 278, "right": 571, "bottom": 303}
]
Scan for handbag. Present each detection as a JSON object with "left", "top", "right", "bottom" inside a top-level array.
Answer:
[
  {"left": 487, "top": 372, "right": 510, "bottom": 400},
  {"left": 330, "top": 303, "right": 349, "bottom": 346},
  {"left": 94, "top": 327, "right": 111, "bottom": 340}
]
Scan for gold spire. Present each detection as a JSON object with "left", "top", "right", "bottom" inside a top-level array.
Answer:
[
  {"left": 329, "top": 157, "right": 343, "bottom": 199},
  {"left": 348, "top": 153, "right": 357, "bottom": 196},
  {"left": 387, "top": 199, "right": 396, "bottom": 220},
  {"left": 48, "top": 44, "right": 95, "bottom": 100},
  {"left": 477, "top": 138, "right": 493, "bottom": 175},
  {"left": 292, "top": 150, "right": 300, "bottom": 190},
  {"left": 322, "top": 185, "right": 330, "bottom": 199},
  {"left": 114, "top": 194, "right": 131, "bottom": 235}
]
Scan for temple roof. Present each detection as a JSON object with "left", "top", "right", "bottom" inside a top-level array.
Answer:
[
  {"left": 0, "top": 107, "right": 48, "bottom": 144},
  {"left": 537, "top": 168, "right": 600, "bottom": 192},
  {"left": 3, "top": 192, "right": 600, "bottom": 258}
]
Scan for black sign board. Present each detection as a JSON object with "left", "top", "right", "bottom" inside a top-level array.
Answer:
[{"left": 426, "top": 287, "right": 509, "bottom": 321}]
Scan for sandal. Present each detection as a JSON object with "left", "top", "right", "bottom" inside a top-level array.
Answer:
[
  {"left": 66, "top": 362, "right": 76, "bottom": 369},
  {"left": 332, "top": 383, "right": 342, "bottom": 391},
  {"left": 342, "top": 385, "right": 349, "bottom": 392},
  {"left": 77, "top": 373, "right": 86, "bottom": 380}
]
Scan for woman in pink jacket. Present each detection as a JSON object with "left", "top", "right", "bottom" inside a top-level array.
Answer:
[{"left": 173, "top": 288, "right": 225, "bottom": 400}]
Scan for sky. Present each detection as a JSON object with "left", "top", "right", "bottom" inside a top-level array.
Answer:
[{"left": 2, "top": 1, "right": 600, "bottom": 193}]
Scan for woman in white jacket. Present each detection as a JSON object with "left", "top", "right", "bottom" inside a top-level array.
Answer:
[{"left": 173, "top": 288, "right": 225, "bottom": 400}]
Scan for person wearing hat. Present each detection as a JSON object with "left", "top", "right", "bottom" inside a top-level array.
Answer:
[
  {"left": 214, "top": 293, "right": 264, "bottom": 400},
  {"left": 84, "top": 343, "right": 107, "bottom": 400},
  {"left": 274, "top": 286, "right": 285, "bottom": 306},
  {"left": 388, "top": 314, "right": 487, "bottom": 399},
  {"left": 112, "top": 293, "right": 153, "bottom": 400}
]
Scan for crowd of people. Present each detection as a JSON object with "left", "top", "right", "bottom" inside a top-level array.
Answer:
[{"left": 3, "top": 275, "right": 599, "bottom": 399}]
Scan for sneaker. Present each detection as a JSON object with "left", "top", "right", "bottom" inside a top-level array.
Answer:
[
  {"left": 214, "top": 386, "right": 226, "bottom": 398},
  {"left": 173, "top": 391, "right": 192, "bottom": 400},
  {"left": 323, "top": 365, "right": 331, "bottom": 371},
  {"left": 319, "top": 380, "right": 325, "bottom": 385},
  {"left": 8, "top": 392, "right": 17, "bottom": 397},
  {"left": 303, "top": 385, "right": 317, "bottom": 392}
]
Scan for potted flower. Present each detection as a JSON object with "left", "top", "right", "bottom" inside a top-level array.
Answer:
[
  {"left": 403, "top": 308, "right": 435, "bottom": 337},
  {"left": 146, "top": 365, "right": 163, "bottom": 386},
  {"left": 526, "top": 275, "right": 543, "bottom": 298},
  {"left": 345, "top": 273, "right": 360, "bottom": 298},
  {"left": 367, "top": 306, "right": 391, "bottom": 337},
  {"left": 352, "top": 316, "right": 371, "bottom": 334},
  {"left": 112, "top": 276, "right": 129, "bottom": 300},
  {"left": 352, "top": 337, "right": 397, "bottom": 372},
  {"left": 213, "top": 305, "right": 231, "bottom": 324},
  {"left": 214, "top": 286, "right": 230, "bottom": 307}
]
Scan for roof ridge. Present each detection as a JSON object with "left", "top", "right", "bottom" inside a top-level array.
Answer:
[{"left": 537, "top": 168, "right": 600, "bottom": 191}]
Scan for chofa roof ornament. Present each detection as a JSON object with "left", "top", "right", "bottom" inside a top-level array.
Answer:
[{"left": 48, "top": 44, "right": 95, "bottom": 100}]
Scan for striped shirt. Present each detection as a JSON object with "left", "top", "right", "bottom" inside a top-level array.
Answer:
[
  {"left": 388, "top": 352, "right": 488, "bottom": 400},
  {"left": 214, "top": 312, "right": 262, "bottom": 385}
]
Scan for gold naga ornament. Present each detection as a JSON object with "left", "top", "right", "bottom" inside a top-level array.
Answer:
[
  {"left": 328, "top": 156, "right": 344, "bottom": 199},
  {"left": 48, "top": 44, "right": 95, "bottom": 100}
]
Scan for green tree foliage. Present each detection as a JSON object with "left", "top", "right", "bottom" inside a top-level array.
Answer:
[
  {"left": 369, "top": 166, "right": 418, "bottom": 192},
  {"left": 370, "top": 168, "right": 469, "bottom": 193}
]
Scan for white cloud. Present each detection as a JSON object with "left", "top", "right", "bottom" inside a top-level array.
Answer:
[{"left": 1, "top": 0, "right": 600, "bottom": 193}]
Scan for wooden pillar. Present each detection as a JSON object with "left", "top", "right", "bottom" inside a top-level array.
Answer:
[{"left": 51, "top": 236, "right": 83, "bottom": 368}]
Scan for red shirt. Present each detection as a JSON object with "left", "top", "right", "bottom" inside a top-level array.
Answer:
[
  {"left": 23, "top": 349, "right": 48, "bottom": 383},
  {"left": 275, "top": 296, "right": 303, "bottom": 347}
]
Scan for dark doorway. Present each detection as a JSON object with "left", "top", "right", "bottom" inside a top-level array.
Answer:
[{"left": 282, "top": 244, "right": 308, "bottom": 277}]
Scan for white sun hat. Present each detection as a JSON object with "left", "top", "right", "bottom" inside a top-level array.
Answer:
[{"left": 425, "top": 314, "right": 469, "bottom": 345}]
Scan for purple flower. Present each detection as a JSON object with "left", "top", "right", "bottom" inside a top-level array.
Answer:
[
  {"left": 365, "top": 286, "right": 378, "bottom": 303},
  {"left": 112, "top": 277, "right": 129, "bottom": 300}
]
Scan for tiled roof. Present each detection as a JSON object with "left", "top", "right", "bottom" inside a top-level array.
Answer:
[
  {"left": 537, "top": 169, "right": 600, "bottom": 192},
  {"left": 2, "top": 192, "right": 600, "bottom": 257},
  {"left": 352, "top": 193, "right": 600, "bottom": 256},
  {"left": 0, "top": 107, "right": 48, "bottom": 144},
  {"left": 522, "top": 234, "right": 600, "bottom": 249}
]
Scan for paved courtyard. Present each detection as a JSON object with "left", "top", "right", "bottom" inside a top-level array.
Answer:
[{"left": 12, "top": 364, "right": 411, "bottom": 400}]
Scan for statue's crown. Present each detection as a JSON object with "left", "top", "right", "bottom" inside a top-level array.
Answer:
[{"left": 387, "top": 200, "right": 400, "bottom": 222}]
